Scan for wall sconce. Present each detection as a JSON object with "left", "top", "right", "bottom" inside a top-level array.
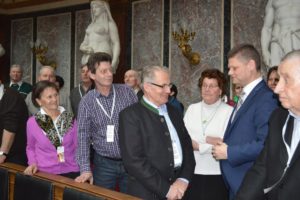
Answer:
[
  {"left": 172, "top": 25, "right": 200, "bottom": 65},
  {"left": 30, "top": 39, "right": 57, "bottom": 70}
]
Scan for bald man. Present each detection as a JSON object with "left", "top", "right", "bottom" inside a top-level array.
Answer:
[
  {"left": 25, "top": 66, "right": 72, "bottom": 115},
  {"left": 124, "top": 69, "right": 143, "bottom": 100}
]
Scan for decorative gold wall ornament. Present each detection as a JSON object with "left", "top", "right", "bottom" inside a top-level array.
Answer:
[
  {"left": 172, "top": 27, "right": 200, "bottom": 65},
  {"left": 30, "top": 40, "right": 57, "bottom": 70}
]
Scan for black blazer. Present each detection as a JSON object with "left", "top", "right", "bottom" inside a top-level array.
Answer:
[
  {"left": 236, "top": 107, "right": 300, "bottom": 200},
  {"left": 119, "top": 101, "right": 195, "bottom": 200}
]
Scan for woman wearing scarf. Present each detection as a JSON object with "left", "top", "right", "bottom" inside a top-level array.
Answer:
[{"left": 24, "top": 81, "right": 79, "bottom": 178}]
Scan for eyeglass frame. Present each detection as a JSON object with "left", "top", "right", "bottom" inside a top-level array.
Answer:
[
  {"left": 201, "top": 84, "right": 219, "bottom": 89},
  {"left": 148, "top": 82, "right": 173, "bottom": 89}
]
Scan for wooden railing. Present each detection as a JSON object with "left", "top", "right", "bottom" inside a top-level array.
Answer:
[{"left": 0, "top": 162, "right": 141, "bottom": 200}]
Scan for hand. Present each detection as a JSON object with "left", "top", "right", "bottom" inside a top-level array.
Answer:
[
  {"left": 75, "top": 172, "right": 93, "bottom": 184},
  {"left": 166, "top": 179, "right": 188, "bottom": 200},
  {"left": 206, "top": 136, "right": 223, "bottom": 145},
  {"left": 212, "top": 142, "right": 228, "bottom": 160},
  {"left": 0, "top": 155, "right": 6, "bottom": 164},
  {"left": 24, "top": 164, "right": 38, "bottom": 175},
  {"left": 192, "top": 139, "right": 199, "bottom": 151},
  {"left": 173, "top": 179, "right": 188, "bottom": 196}
]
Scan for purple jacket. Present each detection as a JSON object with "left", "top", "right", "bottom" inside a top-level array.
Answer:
[{"left": 26, "top": 116, "right": 79, "bottom": 174}]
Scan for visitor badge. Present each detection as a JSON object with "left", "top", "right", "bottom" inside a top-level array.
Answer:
[
  {"left": 106, "top": 125, "right": 115, "bottom": 142},
  {"left": 57, "top": 146, "right": 65, "bottom": 163}
]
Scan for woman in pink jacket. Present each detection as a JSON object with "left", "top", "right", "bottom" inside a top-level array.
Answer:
[{"left": 24, "top": 80, "right": 79, "bottom": 179}]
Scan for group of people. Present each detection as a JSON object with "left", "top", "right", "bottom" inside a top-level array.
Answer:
[
  {"left": 1, "top": 44, "right": 300, "bottom": 200},
  {"left": 2, "top": 0, "right": 300, "bottom": 198}
]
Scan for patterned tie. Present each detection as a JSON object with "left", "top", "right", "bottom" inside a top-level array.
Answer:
[
  {"left": 284, "top": 116, "right": 294, "bottom": 147},
  {"left": 231, "top": 91, "right": 245, "bottom": 121}
]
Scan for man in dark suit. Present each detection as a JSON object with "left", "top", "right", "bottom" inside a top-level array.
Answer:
[
  {"left": 6, "top": 64, "right": 32, "bottom": 99},
  {"left": 212, "top": 44, "right": 278, "bottom": 199},
  {"left": 0, "top": 78, "right": 28, "bottom": 165},
  {"left": 235, "top": 50, "right": 300, "bottom": 200},
  {"left": 119, "top": 66, "right": 195, "bottom": 200}
]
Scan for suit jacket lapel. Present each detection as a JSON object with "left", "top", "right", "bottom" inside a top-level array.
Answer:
[
  {"left": 224, "top": 81, "right": 265, "bottom": 139},
  {"left": 290, "top": 141, "right": 300, "bottom": 166},
  {"left": 232, "top": 81, "right": 265, "bottom": 124}
]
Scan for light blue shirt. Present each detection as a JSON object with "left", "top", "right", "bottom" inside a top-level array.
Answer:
[{"left": 143, "top": 97, "right": 183, "bottom": 167}]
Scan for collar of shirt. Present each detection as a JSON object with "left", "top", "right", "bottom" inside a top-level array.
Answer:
[
  {"left": 241, "top": 77, "right": 263, "bottom": 102},
  {"left": 94, "top": 85, "right": 114, "bottom": 98},
  {"left": 0, "top": 84, "right": 4, "bottom": 100},
  {"left": 289, "top": 110, "right": 300, "bottom": 120},
  {"left": 283, "top": 111, "right": 300, "bottom": 163},
  {"left": 9, "top": 80, "right": 23, "bottom": 87},
  {"left": 142, "top": 96, "right": 167, "bottom": 115},
  {"left": 40, "top": 106, "right": 65, "bottom": 123}
]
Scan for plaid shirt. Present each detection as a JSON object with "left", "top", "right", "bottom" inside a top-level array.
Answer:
[{"left": 76, "top": 84, "right": 138, "bottom": 173}]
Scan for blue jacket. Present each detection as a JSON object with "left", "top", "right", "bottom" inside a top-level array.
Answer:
[{"left": 221, "top": 80, "right": 278, "bottom": 197}]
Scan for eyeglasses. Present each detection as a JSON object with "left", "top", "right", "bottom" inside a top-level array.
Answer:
[
  {"left": 149, "top": 82, "right": 173, "bottom": 89},
  {"left": 201, "top": 84, "right": 219, "bottom": 89}
]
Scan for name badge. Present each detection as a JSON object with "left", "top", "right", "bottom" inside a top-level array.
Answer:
[
  {"left": 57, "top": 146, "right": 65, "bottom": 163},
  {"left": 106, "top": 125, "right": 115, "bottom": 142}
]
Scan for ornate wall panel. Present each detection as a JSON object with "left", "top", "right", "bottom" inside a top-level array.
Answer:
[
  {"left": 131, "top": 0, "right": 163, "bottom": 69},
  {"left": 37, "top": 13, "right": 71, "bottom": 94},
  {"left": 75, "top": 9, "right": 90, "bottom": 85},
  {"left": 11, "top": 18, "right": 33, "bottom": 83},
  {"left": 170, "top": 0, "right": 223, "bottom": 108},
  {"left": 232, "top": 0, "right": 268, "bottom": 72}
]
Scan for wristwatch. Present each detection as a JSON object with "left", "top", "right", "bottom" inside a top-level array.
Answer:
[{"left": 0, "top": 151, "right": 8, "bottom": 157}]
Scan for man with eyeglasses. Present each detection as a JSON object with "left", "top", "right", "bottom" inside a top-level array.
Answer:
[{"left": 119, "top": 65, "right": 195, "bottom": 200}]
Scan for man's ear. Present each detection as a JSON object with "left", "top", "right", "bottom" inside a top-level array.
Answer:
[
  {"left": 143, "top": 82, "right": 150, "bottom": 93},
  {"left": 89, "top": 72, "right": 95, "bottom": 80},
  {"left": 248, "top": 59, "right": 256, "bottom": 71}
]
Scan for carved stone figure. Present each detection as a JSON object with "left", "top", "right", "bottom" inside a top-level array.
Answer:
[
  {"left": 80, "top": 0, "right": 120, "bottom": 73},
  {"left": 261, "top": 0, "right": 300, "bottom": 67}
]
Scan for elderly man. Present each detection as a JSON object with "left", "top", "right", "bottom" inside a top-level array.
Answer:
[
  {"left": 119, "top": 66, "right": 195, "bottom": 200},
  {"left": 0, "top": 78, "right": 28, "bottom": 165},
  {"left": 75, "top": 52, "right": 137, "bottom": 192},
  {"left": 25, "top": 66, "right": 72, "bottom": 115},
  {"left": 236, "top": 50, "right": 300, "bottom": 200},
  {"left": 7, "top": 64, "right": 32, "bottom": 99},
  {"left": 124, "top": 69, "right": 143, "bottom": 100},
  {"left": 212, "top": 44, "right": 278, "bottom": 199}
]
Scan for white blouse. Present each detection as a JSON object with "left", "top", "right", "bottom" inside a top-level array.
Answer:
[{"left": 184, "top": 99, "right": 233, "bottom": 175}]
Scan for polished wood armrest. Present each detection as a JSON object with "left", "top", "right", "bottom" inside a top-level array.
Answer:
[{"left": 0, "top": 162, "right": 141, "bottom": 200}]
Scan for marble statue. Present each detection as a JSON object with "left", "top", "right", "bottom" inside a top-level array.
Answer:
[
  {"left": 80, "top": 0, "right": 120, "bottom": 73},
  {"left": 0, "top": 44, "right": 5, "bottom": 57},
  {"left": 261, "top": 0, "right": 300, "bottom": 67}
]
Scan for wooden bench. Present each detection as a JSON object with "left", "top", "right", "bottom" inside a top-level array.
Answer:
[{"left": 0, "top": 162, "right": 141, "bottom": 200}]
